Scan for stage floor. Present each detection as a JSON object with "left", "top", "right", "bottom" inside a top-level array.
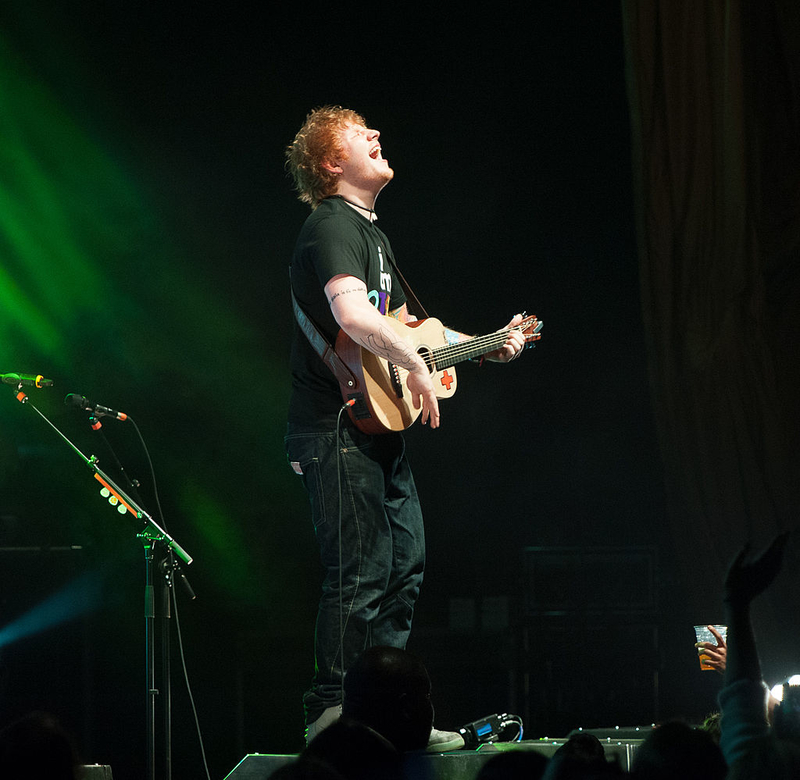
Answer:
[{"left": 223, "top": 737, "right": 646, "bottom": 779}]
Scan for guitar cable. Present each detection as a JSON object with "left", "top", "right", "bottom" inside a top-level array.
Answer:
[{"left": 335, "top": 400, "right": 356, "bottom": 714}]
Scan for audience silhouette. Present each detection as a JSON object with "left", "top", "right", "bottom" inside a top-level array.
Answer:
[
  {"left": 0, "top": 711, "right": 83, "bottom": 780},
  {"left": 341, "top": 646, "right": 435, "bottom": 753},
  {"left": 629, "top": 720, "right": 726, "bottom": 780}
]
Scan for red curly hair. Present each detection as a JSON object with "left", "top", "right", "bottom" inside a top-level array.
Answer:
[{"left": 285, "top": 106, "right": 366, "bottom": 209}]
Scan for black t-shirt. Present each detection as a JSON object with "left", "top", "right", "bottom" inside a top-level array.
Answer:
[{"left": 288, "top": 196, "right": 407, "bottom": 428}]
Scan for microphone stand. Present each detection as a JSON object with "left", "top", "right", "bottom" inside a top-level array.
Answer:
[
  {"left": 10, "top": 384, "right": 193, "bottom": 780},
  {"left": 159, "top": 555, "right": 174, "bottom": 779}
]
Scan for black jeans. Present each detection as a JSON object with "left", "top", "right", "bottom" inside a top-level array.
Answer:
[{"left": 285, "top": 424, "right": 426, "bottom": 725}]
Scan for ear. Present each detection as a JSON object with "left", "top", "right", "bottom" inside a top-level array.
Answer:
[
  {"left": 321, "top": 159, "right": 343, "bottom": 175},
  {"left": 397, "top": 692, "right": 416, "bottom": 723}
]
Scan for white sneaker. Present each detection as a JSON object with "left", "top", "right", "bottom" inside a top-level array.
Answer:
[
  {"left": 304, "top": 704, "right": 342, "bottom": 746},
  {"left": 426, "top": 727, "right": 465, "bottom": 753}
]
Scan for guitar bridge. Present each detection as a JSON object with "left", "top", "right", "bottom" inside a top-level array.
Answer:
[{"left": 388, "top": 362, "right": 404, "bottom": 399}]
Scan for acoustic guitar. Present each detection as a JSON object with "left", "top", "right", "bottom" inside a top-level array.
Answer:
[{"left": 335, "top": 314, "right": 542, "bottom": 434}]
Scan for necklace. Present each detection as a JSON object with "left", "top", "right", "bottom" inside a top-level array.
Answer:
[{"left": 333, "top": 195, "right": 376, "bottom": 221}]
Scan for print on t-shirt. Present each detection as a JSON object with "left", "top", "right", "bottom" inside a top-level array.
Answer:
[{"left": 368, "top": 244, "right": 393, "bottom": 315}]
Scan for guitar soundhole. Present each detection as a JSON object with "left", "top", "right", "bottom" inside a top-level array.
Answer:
[{"left": 417, "top": 346, "right": 433, "bottom": 373}]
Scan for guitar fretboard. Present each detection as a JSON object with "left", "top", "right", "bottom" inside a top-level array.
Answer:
[{"left": 426, "top": 328, "right": 518, "bottom": 370}]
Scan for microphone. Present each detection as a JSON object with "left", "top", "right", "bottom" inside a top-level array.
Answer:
[
  {"left": 1, "top": 373, "right": 54, "bottom": 388},
  {"left": 65, "top": 393, "right": 128, "bottom": 421}
]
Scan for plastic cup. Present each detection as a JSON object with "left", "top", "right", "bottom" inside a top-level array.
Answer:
[{"left": 694, "top": 624, "right": 727, "bottom": 670}]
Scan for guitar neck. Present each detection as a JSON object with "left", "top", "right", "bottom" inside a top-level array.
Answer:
[{"left": 430, "top": 330, "right": 510, "bottom": 370}]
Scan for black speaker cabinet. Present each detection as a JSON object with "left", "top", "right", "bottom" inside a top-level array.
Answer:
[
  {"left": 519, "top": 547, "right": 659, "bottom": 737},
  {"left": 522, "top": 546, "right": 657, "bottom": 617}
]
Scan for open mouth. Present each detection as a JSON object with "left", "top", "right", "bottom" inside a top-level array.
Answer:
[{"left": 369, "top": 145, "right": 382, "bottom": 160}]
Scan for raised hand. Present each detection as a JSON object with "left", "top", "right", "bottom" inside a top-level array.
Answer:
[{"left": 724, "top": 533, "right": 790, "bottom": 606}]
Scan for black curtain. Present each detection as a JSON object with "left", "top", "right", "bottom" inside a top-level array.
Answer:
[{"left": 622, "top": 0, "right": 800, "bottom": 675}]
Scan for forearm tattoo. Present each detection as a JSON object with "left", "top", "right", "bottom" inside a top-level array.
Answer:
[
  {"left": 358, "top": 326, "right": 421, "bottom": 371},
  {"left": 329, "top": 287, "right": 422, "bottom": 371}
]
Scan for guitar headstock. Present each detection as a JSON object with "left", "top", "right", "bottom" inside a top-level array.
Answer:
[{"left": 516, "top": 314, "right": 543, "bottom": 347}]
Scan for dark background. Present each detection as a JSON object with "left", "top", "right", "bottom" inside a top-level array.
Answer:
[{"left": 1, "top": 3, "right": 794, "bottom": 779}]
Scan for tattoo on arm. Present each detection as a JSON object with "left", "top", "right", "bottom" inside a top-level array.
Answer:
[
  {"left": 358, "top": 325, "right": 422, "bottom": 371},
  {"left": 328, "top": 284, "right": 367, "bottom": 305}
]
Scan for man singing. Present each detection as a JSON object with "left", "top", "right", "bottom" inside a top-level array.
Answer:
[{"left": 284, "top": 106, "right": 525, "bottom": 749}]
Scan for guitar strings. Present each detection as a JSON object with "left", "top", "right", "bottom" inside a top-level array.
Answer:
[
  {"left": 420, "top": 323, "right": 530, "bottom": 369},
  {"left": 390, "top": 327, "right": 527, "bottom": 384},
  {"left": 387, "top": 320, "right": 536, "bottom": 378},
  {"left": 435, "top": 331, "right": 510, "bottom": 362}
]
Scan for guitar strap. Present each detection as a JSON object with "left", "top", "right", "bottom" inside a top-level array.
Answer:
[
  {"left": 376, "top": 236, "right": 430, "bottom": 320},
  {"left": 289, "top": 269, "right": 358, "bottom": 388}
]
